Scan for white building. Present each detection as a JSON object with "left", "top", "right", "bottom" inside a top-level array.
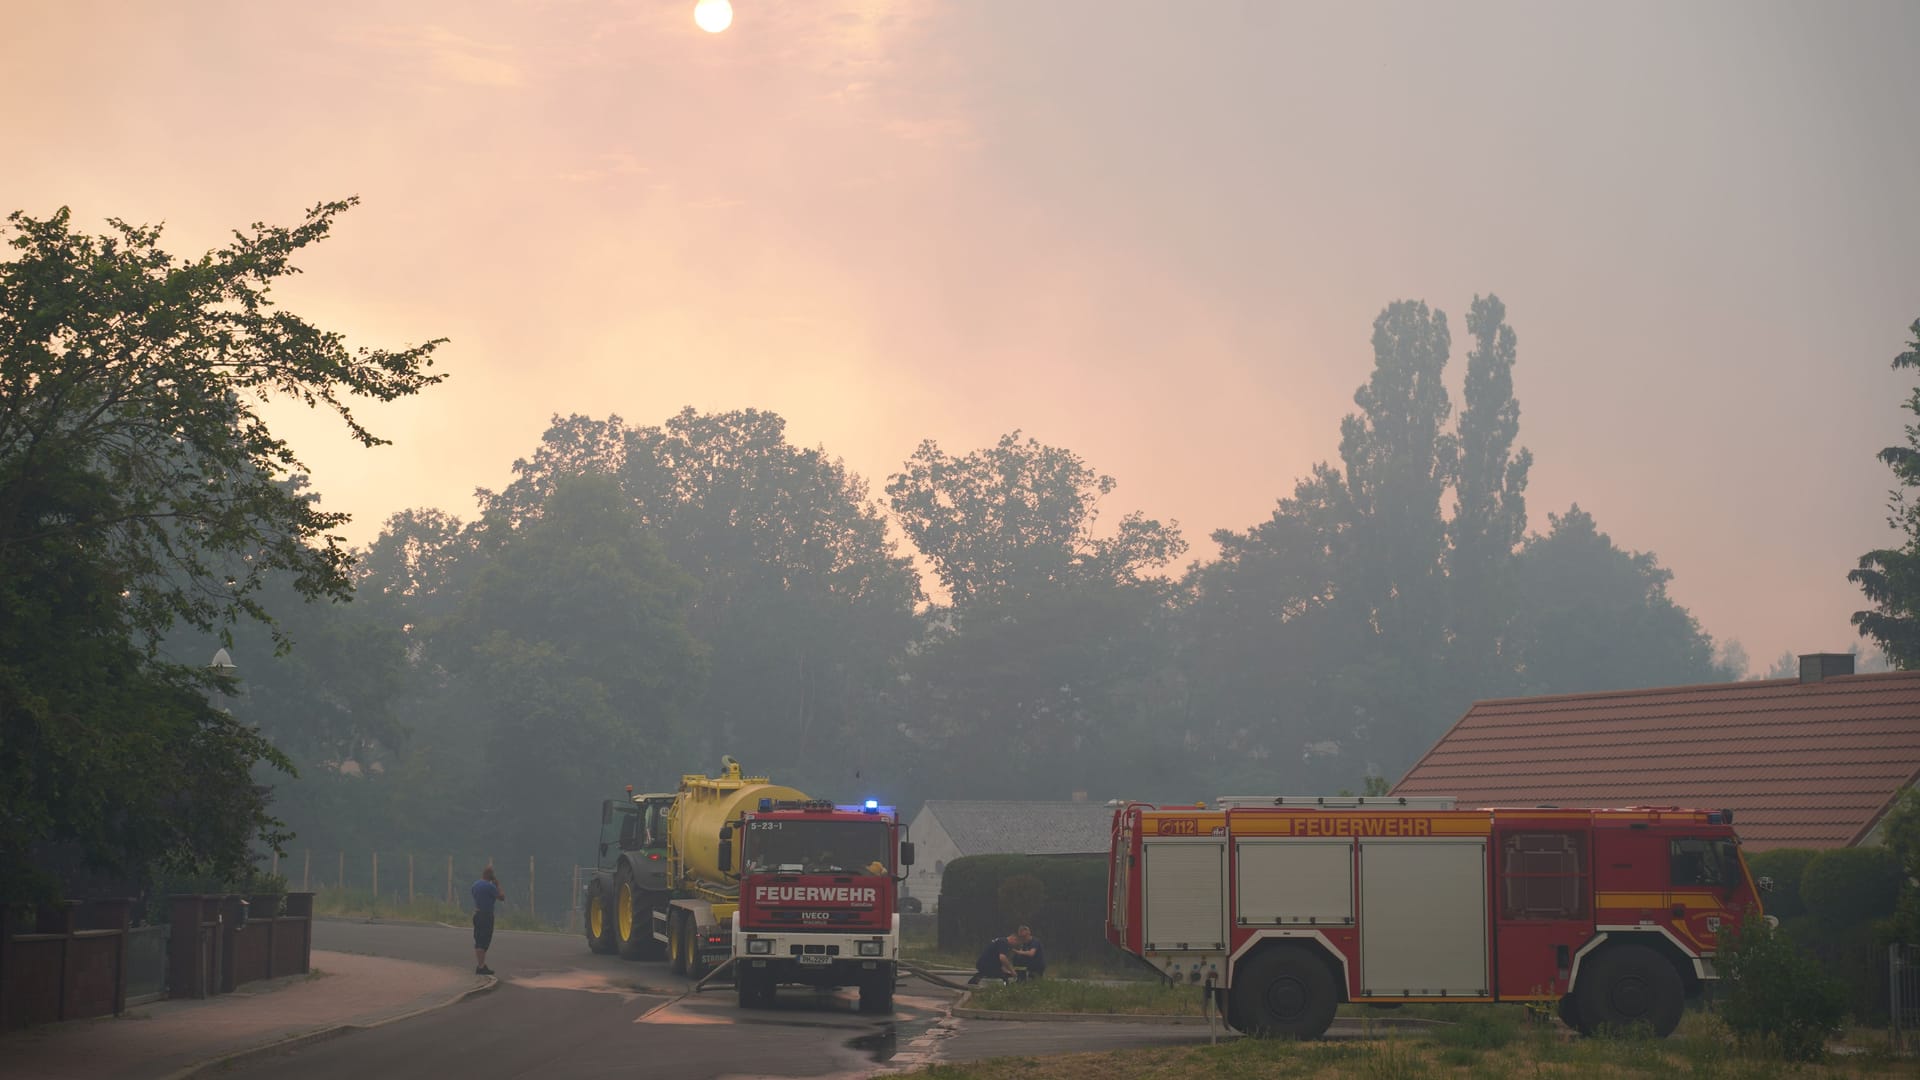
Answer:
[{"left": 904, "top": 800, "right": 1115, "bottom": 912}]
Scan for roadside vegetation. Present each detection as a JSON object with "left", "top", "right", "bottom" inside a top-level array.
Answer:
[
  {"left": 911, "top": 1010, "right": 1906, "bottom": 1079},
  {"left": 966, "top": 979, "right": 1206, "bottom": 1017},
  {"left": 311, "top": 887, "right": 559, "bottom": 933}
]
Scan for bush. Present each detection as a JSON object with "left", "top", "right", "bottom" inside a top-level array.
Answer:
[
  {"left": 1743, "top": 848, "right": 1817, "bottom": 919},
  {"left": 937, "top": 853, "right": 1114, "bottom": 964},
  {"left": 1716, "top": 912, "right": 1845, "bottom": 1062},
  {"left": 1800, "top": 846, "right": 1903, "bottom": 928}
]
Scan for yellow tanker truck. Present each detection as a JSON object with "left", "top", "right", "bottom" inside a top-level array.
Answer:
[{"left": 582, "top": 757, "right": 914, "bottom": 1012}]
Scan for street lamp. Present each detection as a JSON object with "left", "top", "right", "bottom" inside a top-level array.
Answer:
[{"left": 209, "top": 648, "right": 237, "bottom": 677}]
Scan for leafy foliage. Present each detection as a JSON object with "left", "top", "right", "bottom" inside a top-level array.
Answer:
[
  {"left": 1798, "top": 846, "right": 1904, "bottom": 928},
  {"left": 1743, "top": 848, "right": 1818, "bottom": 920},
  {"left": 0, "top": 199, "right": 443, "bottom": 904},
  {"left": 1851, "top": 316, "right": 1920, "bottom": 668},
  {"left": 1716, "top": 912, "right": 1846, "bottom": 1061},
  {"left": 937, "top": 854, "right": 1113, "bottom": 963}
]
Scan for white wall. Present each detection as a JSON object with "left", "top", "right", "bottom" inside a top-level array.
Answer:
[{"left": 905, "top": 807, "right": 961, "bottom": 913}]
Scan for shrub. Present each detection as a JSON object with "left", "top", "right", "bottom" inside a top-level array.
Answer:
[
  {"left": 937, "top": 853, "right": 1115, "bottom": 964},
  {"left": 1742, "top": 848, "right": 1817, "bottom": 920},
  {"left": 1715, "top": 912, "right": 1845, "bottom": 1062},
  {"left": 1799, "top": 846, "right": 1902, "bottom": 928}
]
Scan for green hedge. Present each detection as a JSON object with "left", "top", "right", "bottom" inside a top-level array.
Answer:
[
  {"left": 1800, "top": 846, "right": 1903, "bottom": 928},
  {"left": 1744, "top": 848, "right": 1817, "bottom": 920},
  {"left": 936, "top": 853, "right": 1115, "bottom": 964}
]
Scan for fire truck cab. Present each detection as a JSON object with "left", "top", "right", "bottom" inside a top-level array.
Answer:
[{"left": 1105, "top": 796, "right": 1765, "bottom": 1039}]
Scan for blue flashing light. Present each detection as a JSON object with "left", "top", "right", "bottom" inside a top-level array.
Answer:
[
  {"left": 865, "top": 799, "right": 879, "bottom": 810},
  {"left": 758, "top": 798, "right": 772, "bottom": 812}
]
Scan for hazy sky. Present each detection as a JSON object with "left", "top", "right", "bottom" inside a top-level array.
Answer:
[{"left": 7, "top": 0, "right": 1918, "bottom": 671}]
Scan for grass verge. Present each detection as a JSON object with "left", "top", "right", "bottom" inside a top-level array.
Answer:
[
  {"left": 966, "top": 979, "right": 1207, "bottom": 1017},
  {"left": 911, "top": 1010, "right": 1908, "bottom": 1078}
]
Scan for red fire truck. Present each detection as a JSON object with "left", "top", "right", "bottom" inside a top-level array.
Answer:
[{"left": 1105, "top": 795, "right": 1766, "bottom": 1039}]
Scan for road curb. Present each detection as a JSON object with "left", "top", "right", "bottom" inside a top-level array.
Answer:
[{"left": 159, "top": 974, "right": 499, "bottom": 1079}]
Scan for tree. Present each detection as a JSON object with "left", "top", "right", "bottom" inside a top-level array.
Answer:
[
  {"left": 1338, "top": 300, "right": 1456, "bottom": 648},
  {"left": 1446, "top": 294, "right": 1532, "bottom": 695},
  {"left": 888, "top": 430, "right": 1184, "bottom": 610},
  {"left": 888, "top": 433, "right": 1187, "bottom": 799},
  {"left": 479, "top": 408, "right": 921, "bottom": 794},
  {"left": 0, "top": 199, "right": 445, "bottom": 903},
  {"left": 1851, "top": 316, "right": 1920, "bottom": 668},
  {"left": 446, "top": 475, "right": 705, "bottom": 858},
  {"left": 1506, "top": 505, "right": 1733, "bottom": 694}
]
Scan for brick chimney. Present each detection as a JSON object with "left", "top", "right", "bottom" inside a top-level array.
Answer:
[{"left": 1799, "top": 652, "right": 1855, "bottom": 684}]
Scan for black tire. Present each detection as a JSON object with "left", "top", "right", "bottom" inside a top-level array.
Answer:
[
  {"left": 736, "top": 964, "right": 774, "bottom": 1008},
  {"left": 667, "top": 909, "right": 688, "bottom": 975},
  {"left": 585, "top": 880, "right": 616, "bottom": 955},
  {"left": 1229, "top": 947, "right": 1340, "bottom": 1039},
  {"left": 1574, "top": 943, "right": 1684, "bottom": 1038},
  {"left": 1557, "top": 994, "right": 1579, "bottom": 1031},
  {"left": 614, "top": 867, "right": 653, "bottom": 960},
  {"left": 859, "top": 963, "right": 896, "bottom": 1014},
  {"left": 683, "top": 916, "right": 710, "bottom": 981}
]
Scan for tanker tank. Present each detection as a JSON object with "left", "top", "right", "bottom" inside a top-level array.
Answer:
[{"left": 668, "top": 756, "right": 805, "bottom": 892}]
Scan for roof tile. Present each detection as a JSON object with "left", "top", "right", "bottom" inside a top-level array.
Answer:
[{"left": 1392, "top": 672, "right": 1920, "bottom": 850}]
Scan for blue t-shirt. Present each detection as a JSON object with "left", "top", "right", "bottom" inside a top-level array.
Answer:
[{"left": 472, "top": 878, "right": 503, "bottom": 913}]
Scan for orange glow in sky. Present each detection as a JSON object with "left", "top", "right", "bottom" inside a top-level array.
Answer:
[{"left": 4, "top": 1, "right": 1917, "bottom": 669}]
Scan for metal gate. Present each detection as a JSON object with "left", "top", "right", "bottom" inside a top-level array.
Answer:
[
  {"left": 1893, "top": 944, "right": 1920, "bottom": 1054},
  {"left": 126, "top": 924, "right": 171, "bottom": 1005}
]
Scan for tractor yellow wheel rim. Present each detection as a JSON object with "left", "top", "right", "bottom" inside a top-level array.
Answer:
[
  {"left": 588, "top": 892, "right": 604, "bottom": 938},
  {"left": 618, "top": 882, "right": 634, "bottom": 940}
]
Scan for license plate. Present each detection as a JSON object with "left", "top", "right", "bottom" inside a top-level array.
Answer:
[{"left": 798, "top": 953, "right": 832, "bottom": 966}]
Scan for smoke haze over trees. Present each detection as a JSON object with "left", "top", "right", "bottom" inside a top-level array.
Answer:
[{"left": 192, "top": 292, "right": 1761, "bottom": 902}]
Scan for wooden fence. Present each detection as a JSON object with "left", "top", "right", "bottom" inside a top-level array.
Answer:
[{"left": 0, "top": 893, "right": 314, "bottom": 1031}]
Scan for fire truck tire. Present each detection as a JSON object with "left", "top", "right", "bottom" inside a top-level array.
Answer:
[
  {"left": 1230, "top": 947, "right": 1340, "bottom": 1039},
  {"left": 1573, "top": 943, "right": 1684, "bottom": 1038},
  {"left": 585, "top": 880, "right": 617, "bottom": 954},
  {"left": 736, "top": 965, "right": 774, "bottom": 1008},
  {"left": 858, "top": 963, "right": 896, "bottom": 1014}
]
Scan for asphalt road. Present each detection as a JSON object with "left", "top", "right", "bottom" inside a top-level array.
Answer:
[{"left": 211, "top": 918, "right": 1217, "bottom": 1079}]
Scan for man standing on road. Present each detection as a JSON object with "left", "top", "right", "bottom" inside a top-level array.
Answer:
[{"left": 472, "top": 866, "right": 506, "bottom": 975}]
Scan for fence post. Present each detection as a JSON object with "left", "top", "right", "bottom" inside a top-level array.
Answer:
[
  {"left": 446, "top": 856, "right": 453, "bottom": 906},
  {"left": 409, "top": 854, "right": 415, "bottom": 907},
  {"left": 372, "top": 851, "right": 379, "bottom": 902},
  {"left": 338, "top": 851, "right": 344, "bottom": 890},
  {"left": 303, "top": 850, "right": 310, "bottom": 891},
  {"left": 529, "top": 856, "right": 536, "bottom": 921}
]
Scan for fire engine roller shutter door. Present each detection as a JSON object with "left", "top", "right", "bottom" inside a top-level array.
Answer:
[
  {"left": 1142, "top": 840, "right": 1226, "bottom": 952},
  {"left": 1235, "top": 840, "right": 1354, "bottom": 925},
  {"left": 1358, "top": 838, "right": 1488, "bottom": 997}
]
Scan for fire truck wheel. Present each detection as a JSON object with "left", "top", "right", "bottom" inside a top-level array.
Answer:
[
  {"left": 858, "top": 964, "right": 896, "bottom": 1013},
  {"left": 585, "top": 880, "right": 617, "bottom": 955},
  {"left": 1556, "top": 994, "right": 1579, "bottom": 1031},
  {"left": 736, "top": 965, "right": 774, "bottom": 1008},
  {"left": 1231, "top": 947, "right": 1339, "bottom": 1039},
  {"left": 1574, "top": 943, "right": 1684, "bottom": 1038}
]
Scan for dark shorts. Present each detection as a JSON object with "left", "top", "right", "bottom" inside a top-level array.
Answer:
[{"left": 473, "top": 909, "right": 495, "bottom": 950}]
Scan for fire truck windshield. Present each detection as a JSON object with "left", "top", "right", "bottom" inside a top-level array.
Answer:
[
  {"left": 744, "top": 820, "right": 891, "bottom": 875},
  {"left": 1671, "top": 837, "right": 1743, "bottom": 890}
]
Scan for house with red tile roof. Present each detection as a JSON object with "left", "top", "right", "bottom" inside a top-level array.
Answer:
[{"left": 1391, "top": 653, "right": 1920, "bottom": 850}]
